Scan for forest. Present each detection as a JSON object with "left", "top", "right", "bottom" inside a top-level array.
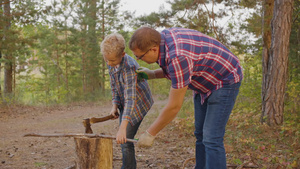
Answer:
[{"left": 0, "top": 0, "right": 299, "bottom": 168}]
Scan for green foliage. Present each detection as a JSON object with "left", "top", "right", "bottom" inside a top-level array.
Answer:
[
  {"left": 148, "top": 78, "right": 171, "bottom": 100},
  {"left": 178, "top": 92, "right": 194, "bottom": 119},
  {"left": 0, "top": 0, "right": 136, "bottom": 105},
  {"left": 285, "top": 81, "right": 300, "bottom": 114},
  {"left": 234, "top": 52, "right": 262, "bottom": 113},
  {"left": 286, "top": 0, "right": 300, "bottom": 115}
]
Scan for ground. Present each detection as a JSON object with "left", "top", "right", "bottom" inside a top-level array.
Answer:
[{"left": 0, "top": 98, "right": 196, "bottom": 169}]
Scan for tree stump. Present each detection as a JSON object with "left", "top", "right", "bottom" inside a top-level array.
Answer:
[{"left": 74, "top": 137, "right": 113, "bottom": 169}]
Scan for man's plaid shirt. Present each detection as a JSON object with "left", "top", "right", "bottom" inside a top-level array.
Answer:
[
  {"left": 158, "top": 28, "right": 243, "bottom": 103},
  {"left": 108, "top": 54, "right": 153, "bottom": 126}
]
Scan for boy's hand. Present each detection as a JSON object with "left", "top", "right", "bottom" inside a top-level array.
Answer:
[
  {"left": 111, "top": 111, "right": 119, "bottom": 119},
  {"left": 116, "top": 121, "right": 128, "bottom": 144},
  {"left": 137, "top": 130, "right": 156, "bottom": 147},
  {"left": 136, "top": 67, "right": 156, "bottom": 80},
  {"left": 110, "top": 105, "right": 119, "bottom": 120},
  {"left": 116, "top": 128, "right": 127, "bottom": 144}
]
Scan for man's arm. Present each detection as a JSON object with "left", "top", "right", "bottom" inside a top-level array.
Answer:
[
  {"left": 154, "top": 68, "right": 165, "bottom": 79},
  {"left": 148, "top": 86, "right": 188, "bottom": 135},
  {"left": 137, "top": 86, "right": 188, "bottom": 147},
  {"left": 136, "top": 68, "right": 165, "bottom": 79}
]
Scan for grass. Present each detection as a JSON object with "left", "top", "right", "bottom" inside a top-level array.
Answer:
[
  {"left": 225, "top": 110, "right": 299, "bottom": 168},
  {"left": 34, "top": 162, "right": 48, "bottom": 167}
]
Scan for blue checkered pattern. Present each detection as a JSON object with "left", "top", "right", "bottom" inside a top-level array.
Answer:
[{"left": 108, "top": 54, "right": 153, "bottom": 125}]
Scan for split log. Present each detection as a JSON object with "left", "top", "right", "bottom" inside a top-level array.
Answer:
[{"left": 74, "top": 137, "right": 112, "bottom": 169}]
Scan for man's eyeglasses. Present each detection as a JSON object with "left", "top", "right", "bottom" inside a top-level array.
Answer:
[{"left": 135, "top": 48, "right": 151, "bottom": 60}]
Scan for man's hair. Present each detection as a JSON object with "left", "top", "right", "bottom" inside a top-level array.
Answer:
[
  {"left": 129, "top": 26, "right": 161, "bottom": 51},
  {"left": 100, "top": 33, "right": 125, "bottom": 57}
]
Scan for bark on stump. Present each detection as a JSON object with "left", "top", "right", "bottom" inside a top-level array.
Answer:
[{"left": 74, "top": 137, "right": 113, "bottom": 169}]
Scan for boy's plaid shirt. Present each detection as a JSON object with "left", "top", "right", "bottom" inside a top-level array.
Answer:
[{"left": 108, "top": 54, "right": 153, "bottom": 126}]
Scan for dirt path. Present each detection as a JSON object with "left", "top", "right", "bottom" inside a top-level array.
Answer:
[{"left": 0, "top": 98, "right": 196, "bottom": 169}]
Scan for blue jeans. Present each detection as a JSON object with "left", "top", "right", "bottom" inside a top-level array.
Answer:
[
  {"left": 119, "top": 108, "right": 141, "bottom": 169},
  {"left": 194, "top": 82, "right": 241, "bottom": 169}
]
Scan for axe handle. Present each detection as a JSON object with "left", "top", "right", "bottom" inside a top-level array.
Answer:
[
  {"left": 24, "top": 133, "right": 138, "bottom": 143},
  {"left": 90, "top": 114, "right": 115, "bottom": 124}
]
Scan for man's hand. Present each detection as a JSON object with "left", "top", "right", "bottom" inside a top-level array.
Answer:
[
  {"left": 136, "top": 67, "right": 156, "bottom": 80},
  {"left": 137, "top": 130, "right": 156, "bottom": 147}
]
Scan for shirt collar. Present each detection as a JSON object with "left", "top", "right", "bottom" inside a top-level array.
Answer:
[
  {"left": 114, "top": 64, "right": 120, "bottom": 71},
  {"left": 109, "top": 55, "right": 125, "bottom": 73}
]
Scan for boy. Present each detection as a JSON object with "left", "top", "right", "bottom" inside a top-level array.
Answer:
[{"left": 100, "top": 33, "right": 153, "bottom": 169}]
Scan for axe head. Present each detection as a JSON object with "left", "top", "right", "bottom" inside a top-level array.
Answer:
[{"left": 83, "top": 118, "right": 93, "bottom": 134}]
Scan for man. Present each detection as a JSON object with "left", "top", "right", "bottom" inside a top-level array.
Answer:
[{"left": 129, "top": 27, "right": 243, "bottom": 169}]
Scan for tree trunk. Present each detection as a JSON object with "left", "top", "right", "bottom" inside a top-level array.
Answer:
[
  {"left": 0, "top": 0, "right": 2, "bottom": 100},
  {"left": 101, "top": 0, "right": 106, "bottom": 95},
  {"left": 86, "top": 0, "right": 100, "bottom": 93},
  {"left": 0, "top": 51, "right": 2, "bottom": 100},
  {"left": 74, "top": 137, "right": 113, "bottom": 169},
  {"left": 261, "top": 0, "right": 274, "bottom": 123},
  {"left": 54, "top": 30, "right": 60, "bottom": 100},
  {"left": 3, "top": 0, "right": 13, "bottom": 96},
  {"left": 81, "top": 1, "right": 87, "bottom": 94},
  {"left": 65, "top": 29, "right": 69, "bottom": 93},
  {"left": 262, "top": 0, "right": 294, "bottom": 126}
]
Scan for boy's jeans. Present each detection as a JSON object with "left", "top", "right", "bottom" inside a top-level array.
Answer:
[
  {"left": 194, "top": 82, "right": 241, "bottom": 169},
  {"left": 119, "top": 109, "right": 141, "bottom": 169}
]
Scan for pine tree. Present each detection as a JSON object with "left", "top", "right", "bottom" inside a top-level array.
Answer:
[{"left": 262, "top": 0, "right": 294, "bottom": 126}]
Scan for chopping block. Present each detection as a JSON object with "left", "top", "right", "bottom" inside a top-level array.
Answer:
[
  {"left": 76, "top": 114, "right": 116, "bottom": 169},
  {"left": 74, "top": 137, "right": 113, "bottom": 169}
]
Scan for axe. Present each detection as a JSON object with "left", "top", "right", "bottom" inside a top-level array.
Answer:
[{"left": 83, "top": 113, "right": 118, "bottom": 134}]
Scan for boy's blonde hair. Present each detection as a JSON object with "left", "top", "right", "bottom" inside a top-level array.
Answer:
[{"left": 100, "top": 33, "right": 125, "bottom": 57}]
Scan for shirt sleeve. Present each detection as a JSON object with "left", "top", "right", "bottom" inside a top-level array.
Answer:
[
  {"left": 121, "top": 66, "right": 137, "bottom": 123},
  {"left": 109, "top": 70, "right": 121, "bottom": 105}
]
